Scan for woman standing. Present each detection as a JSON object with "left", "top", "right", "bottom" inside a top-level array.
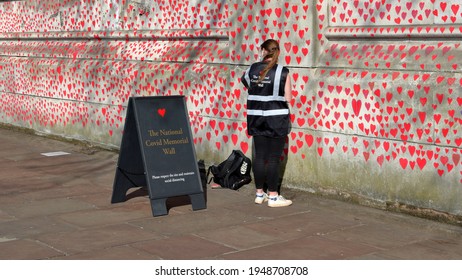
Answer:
[{"left": 241, "top": 39, "right": 293, "bottom": 207}]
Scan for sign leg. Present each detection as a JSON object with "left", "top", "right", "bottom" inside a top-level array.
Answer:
[
  {"left": 189, "top": 193, "right": 207, "bottom": 211},
  {"left": 151, "top": 198, "right": 168, "bottom": 216},
  {"left": 111, "top": 170, "right": 130, "bottom": 203}
]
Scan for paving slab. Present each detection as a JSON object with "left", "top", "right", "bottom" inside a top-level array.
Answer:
[
  {"left": 131, "top": 234, "right": 236, "bottom": 260},
  {"left": 0, "top": 239, "right": 64, "bottom": 260},
  {"left": 55, "top": 245, "right": 160, "bottom": 260},
  {"left": 35, "top": 223, "right": 163, "bottom": 255},
  {"left": 0, "top": 216, "right": 77, "bottom": 240}
]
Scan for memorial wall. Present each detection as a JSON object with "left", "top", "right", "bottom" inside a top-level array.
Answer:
[{"left": 0, "top": 1, "right": 461, "bottom": 220}]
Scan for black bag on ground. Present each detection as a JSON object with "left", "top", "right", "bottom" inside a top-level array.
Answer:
[{"left": 207, "top": 150, "right": 252, "bottom": 190}]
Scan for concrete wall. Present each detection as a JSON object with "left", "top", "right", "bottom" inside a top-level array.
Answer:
[{"left": 1, "top": 1, "right": 461, "bottom": 220}]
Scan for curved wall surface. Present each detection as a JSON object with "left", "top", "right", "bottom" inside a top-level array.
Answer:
[{"left": 1, "top": 0, "right": 461, "bottom": 219}]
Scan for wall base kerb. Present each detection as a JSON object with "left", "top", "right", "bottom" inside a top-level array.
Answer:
[
  {"left": 385, "top": 201, "right": 462, "bottom": 228},
  {"left": 0, "top": 123, "right": 118, "bottom": 155},
  {"left": 287, "top": 184, "right": 462, "bottom": 228}
]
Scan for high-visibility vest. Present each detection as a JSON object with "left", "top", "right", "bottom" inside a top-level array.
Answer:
[{"left": 241, "top": 62, "right": 291, "bottom": 137}]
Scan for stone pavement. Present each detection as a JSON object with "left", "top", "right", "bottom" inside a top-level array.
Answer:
[{"left": 1, "top": 126, "right": 462, "bottom": 260}]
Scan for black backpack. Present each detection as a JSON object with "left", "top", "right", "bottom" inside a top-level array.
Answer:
[{"left": 207, "top": 150, "right": 252, "bottom": 190}]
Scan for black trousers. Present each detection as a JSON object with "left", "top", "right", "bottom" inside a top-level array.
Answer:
[{"left": 252, "top": 135, "right": 286, "bottom": 193}]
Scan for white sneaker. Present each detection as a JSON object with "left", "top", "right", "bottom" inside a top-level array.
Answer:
[
  {"left": 268, "top": 195, "right": 292, "bottom": 207},
  {"left": 255, "top": 193, "right": 268, "bottom": 204}
]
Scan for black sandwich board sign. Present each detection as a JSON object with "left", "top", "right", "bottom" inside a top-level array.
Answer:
[{"left": 111, "top": 96, "right": 206, "bottom": 216}]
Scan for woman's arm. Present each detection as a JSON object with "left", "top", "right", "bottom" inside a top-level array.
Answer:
[{"left": 284, "top": 73, "right": 292, "bottom": 102}]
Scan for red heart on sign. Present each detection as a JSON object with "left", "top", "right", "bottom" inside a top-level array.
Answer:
[{"left": 158, "top": 108, "right": 166, "bottom": 117}]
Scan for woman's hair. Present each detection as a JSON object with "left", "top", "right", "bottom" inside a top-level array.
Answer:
[{"left": 258, "top": 39, "right": 280, "bottom": 82}]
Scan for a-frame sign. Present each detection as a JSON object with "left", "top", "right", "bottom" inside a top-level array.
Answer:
[{"left": 111, "top": 96, "right": 206, "bottom": 216}]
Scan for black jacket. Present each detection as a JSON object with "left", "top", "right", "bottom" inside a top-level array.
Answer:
[{"left": 241, "top": 62, "right": 291, "bottom": 137}]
